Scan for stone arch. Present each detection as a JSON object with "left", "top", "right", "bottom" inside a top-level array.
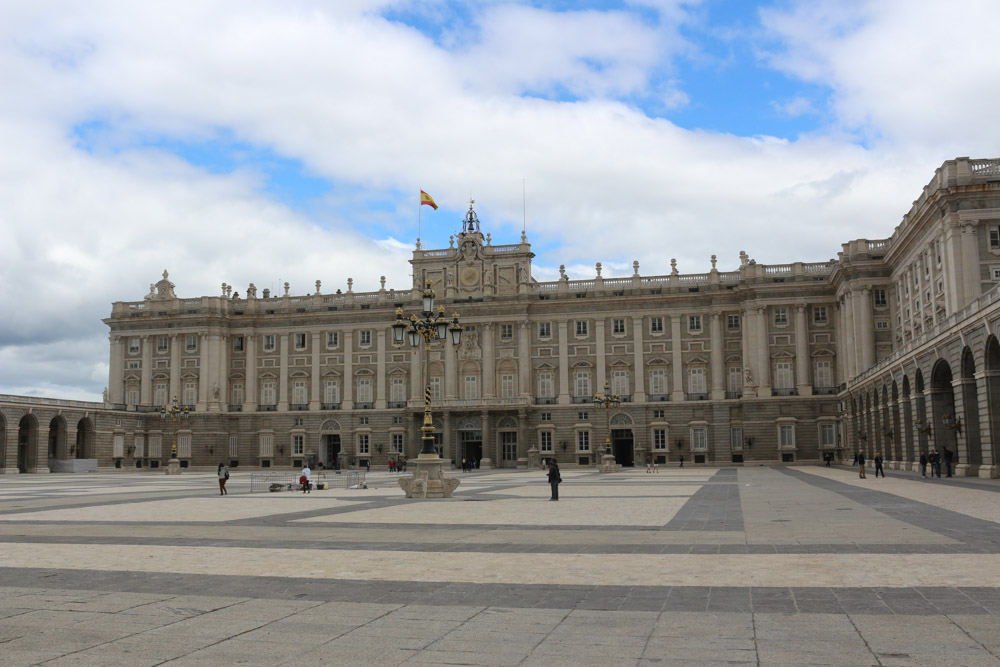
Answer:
[
  {"left": 320, "top": 420, "right": 341, "bottom": 433},
  {"left": 18, "top": 414, "right": 39, "bottom": 473},
  {"left": 0, "top": 413, "right": 6, "bottom": 469},
  {"left": 497, "top": 416, "right": 518, "bottom": 430},
  {"left": 610, "top": 413, "right": 633, "bottom": 426},
  {"left": 959, "top": 347, "right": 982, "bottom": 468},
  {"left": 901, "top": 375, "right": 914, "bottom": 465},
  {"left": 985, "top": 335, "right": 1000, "bottom": 473},
  {"left": 75, "top": 417, "right": 95, "bottom": 459},
  {"left": 891, "top": 380, "right": 902, "bottom": 463},
  {"left": 48, "top": 415, "right": 68, "bottom": 459},
  {"left": 929, "top": 359, "right": 959, "bottom": 466}
]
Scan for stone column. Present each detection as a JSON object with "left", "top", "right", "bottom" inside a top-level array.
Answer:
[
  {"left": 858, "top": 288, "right": 875, "bottom": 372},
  {"left": 632, "top": 318, "right": 647, "bottom": 402},
  {"left": 198, "top": 332, "right": 211, "bottom": 412},
  {"left": 375, "top": 330, "right": 387, "bottom": 409},
  {"left": 741, "top": 307, "right": 756, "bottom": 398},
  {"left": 140, "top": 335, "right": 152, "bottom": 405},
  {"left": 479, "top": 409, "right": 493, "bottom": 469},
  {"left": 557, "top": 320, "right": 570, "bottom": 405},
  {"left": 756, "top": 307, "right": 771, "bottom": 397},
  {"left": 794, "top": 304, "right": 811, "bottom": 396},
  {"left": 961, "top": 222, "right": 981, "bottom": 302},
  {"left": 670, "top": 315, "right": 684, "bottom": 402},
  {"left": 310, "top": 332, "right": 321, "bottom": 410},
  {"left": 518, "top": 321, "right": 531, "bottom": 397},
  {"left": 517, "top": 408, "right": 528, "bottom": 468},
  {"left": 277, "top": 334, "right": 289, "bottom": 411},
  {"left": 709, "top": 312, "right": 724, "bottom": 400},
  {"left": 169, "top": 334, "right": 180, "bottom": 402},
  {"left": 109, "top": 335, "right": 125, "bottom": 405},
  {"left": 595, "top": 316, "right": 606, "bottom": 390},
  {"left": 409, "top": 343, "right": 421, "bottom": 402},
  {"left": 343, "top": 331, "right": 354, "bottom": 409},
  {"left": 843, "top": 291, "right": 857, "bottom": 379},
  {"left": 444, "top": 333, "right": 457, "bottom": 401},
  {"left": 244, "top": 334, "right": 257, "bottom": 411},
  {"left": 482, "top": 323, "right": 496, "bottom": 399}
]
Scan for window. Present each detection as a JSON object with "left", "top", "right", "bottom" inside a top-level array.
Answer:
[
  {"left": 294, "top": 333, "right": 306, "bottom": 350},
  {"left": 612, "top": 319, "right": 626, "bottom": 335},
  {"left": 186, "top": 335, "right": 197, "bottom": 351},
  {"left": 538, "top": 322, "right": 551, "bottom": 339},
  {"left": 688, "top": 368, "right": 706, "bottom": 394},
  {"left": 258, "top": 433, "right": 273, "bottom": 458},
  {"left": 392, "top": 416, "right": 404, "bottom": 424},
  {"left": 820, "top": 423, "right": 836, "bottom": 448},
  {"left": 230, "top": 382, "right": 244, "bottom": 406},
  {"left": 649, "top": 368, "right": 666, "bottom": 395},
  {"left": 537, "top": 372, "right": 553, "bottom": 398},
  {"left": 991, "top": 225, "right": 1000, "bottom": 250},
  {"left": 814, "top": 306, "right": 828, "bottom": 324},
  {"left": 293, "top": 434, "right": 304, "bottom": 455},
  {"left": 876, "top": 320, "right": 889, "bottom": 329},
  {"left": 653, "top": 409, "right": 665, "bottom": 419},
  {"left": 727, "top": 314, "right": 740, "bottom": 331},
  {"left": 154, "top": 383, "right": 167, "bottom": 407},
  {"left": 730, "top": 427, "right": 743, "bottom": 450},
  {"left": 575, "top": 320, "right": 588, "bottom": 337},
  {"left": 430, "top": 377, "right": 442, "bottom": 401},
  {"left": 359, "top": 416, "right": 369, "bottom": 425},
  {"left": 358, "top": 433, "right": 370, "bottom": 454},
  {"left": 815, "top": 360, "right": 833, "bottom": 388},
  {"left": 540, "top": 431, "right": 553, "bottom": 452},
  {"left": 129, "top": 338, "right": 140, "bottom": 354},
  {"left": 780, "top": 424, "right": 796, "bottom": 449},
  {"left": 500, "top": 324, "right": 513, "bottom": 341},
  {"left": 577, "top": 431, "right": 590, "bottom": 451},
  {"left": 611, "top": 369, "right": 629, "bottom": 397},
  {"left": 135, "top": 435, "right": 145, "bottom": 458},
  {"left": 540, "top": 412, "right": 552, "bottom": 421},
  {"left": 229, "top": 435, "right": 239, "bottom": 458},
  {"left": 356, "top": 377, "right": 373, "bottom": 403},
  {"left": 127, "top": 361, "right": 140, "bottom": 370},
  {"left": 653, "top": 428, "right": 666, "bottom": 450},
  {"left": 993, "top": 268, "right": 1000, "bottom": 280},
  {"left": 691, "top": 427, "right": 708, "bottom": 451},
  {"left": 577, "top": 411, "right": 589, "bottom": 420},
  {"left": 500, "top": 373, "right": 515, "bottom": 399},
  {"left": 873, "top": 289, "right": 886, "bottom": 307},
  {"left": 233, "top": 336, "right": 244, "bottom": 352},
  {"left": 464, "top": 375, "right": 479, "bottom": 400},
  {"left": 324, "top": 380, "right": 340, "bottom": 404},
  {"left": 261, "top": 381, "right": 276, "bottom": 406},
  {"left": 359, "top": 330, "right": 372, "bottom": 347},
  {"left": 149, "top": 433, "right": 162, "bottom": 458},
  {"left": 182, "top": 382, "right": 197, "bottom": 406},
  {"left": 178, "top": 433, "right": 191, "bottom": 458},
  {"left": 157, "top": 336, "right": 168, "bottom": 352},
  {"left": 263, "top": 335, "right": 276, "bottom": 351},
  {"left": 650, "top": 317, "right": 663, "bottom": 334},
  {"left": 774, "top": 361, "right": 793, "bottom": 389},
  {"left": 391, "top": 377, "right": 407, "bottom": 403},
  {"left": 126, "top": 389, "right": 139, "bottom": 406},
  {"left": 392, "top": 433, "right": 404, "bottom": 453},
  {"left": 574, "top": 371, "right": 591, "bottom": 398},
  {"left": 774, "top": 308, "right": 788, "bottom": 325},
  {"left": 292, "top": 381, "right": 307, "bottom": 405},
  {"left": 688, "top": 315, "right": 702, "bottom": 333},
  {"left": 728, "top": 366, "right": 743, "bottom": 394},
  {"left": 326, "top": 332, "right": 339, "bottom": 348}
]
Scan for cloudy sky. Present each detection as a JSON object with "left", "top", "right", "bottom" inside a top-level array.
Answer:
[{"left": 2, "top": 0, "right": 999, "bottom": 401}]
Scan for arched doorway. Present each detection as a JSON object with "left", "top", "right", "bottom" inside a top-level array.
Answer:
[
  {"left": 915, "top": 369, "right": 929, "bottom": 457},
  {"left": 610, "top": 413, "right": 635, "bottom": 466},
  {"left": 960, "top": 347, "right": 982, "bottom": 471},
  {"left": 890, "top": 381, "right": 901, "bottom": 463},
  {"left": 319, "top": 420, "right": 342, "bottom": 469},
  {"left": 457, "top": 417, "right": 482, "bottom": 466},
  {"left": 497, "top": 416, "right": 518, "bottom": 468},
  {"left": 75, "top": 418, "right": 94, "bottom": 459},
  {"left": 930, "top": 359, "right": 959, "bottom": 468},
  {"left": 49, "top": 416, "right": 68, "bottom": 460},
  {"left": 985, "top": 335, "right": 1000, "bottom": 475},
  {"left": 18, "top": 414, "right": 38, "bottom": 473}
]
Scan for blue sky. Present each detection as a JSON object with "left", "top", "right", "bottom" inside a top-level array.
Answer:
[{"left": 2, "top": 0, "right": 999, "bottom": 398}]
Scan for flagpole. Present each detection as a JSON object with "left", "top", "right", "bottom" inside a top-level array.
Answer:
[{"left": 417, "top": 189, "right": 422, "bottom": 249}]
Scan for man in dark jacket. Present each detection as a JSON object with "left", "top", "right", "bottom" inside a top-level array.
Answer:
[
  {"left": 873, "top": 453, "right": 884, "bottom": 478},
  {"left": 942, "top": 448, "right": 954, "bottom": 477},
  {"left": 547, "top": 461, "right": 562, "bottom": 501},
  {"left": 857, "top": 451, "right": 867, "bottom": 479}
]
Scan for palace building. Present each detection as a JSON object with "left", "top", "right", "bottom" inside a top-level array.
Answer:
[{"left": 2, "top": 157, "right": 999, "bottom": 476}]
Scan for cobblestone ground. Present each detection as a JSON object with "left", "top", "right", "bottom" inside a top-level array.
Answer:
[{"left": 0, "top": 464, "right": 998, "bottom": 666}]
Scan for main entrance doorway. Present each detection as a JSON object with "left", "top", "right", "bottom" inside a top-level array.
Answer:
[
  {"left": 500, "top": 431, "right": 517, "bottom": 468},
  {"left": 322, "top": 434, "right": 342, "bottom": 469},
  {"left": 612, "top": 429, "right": 635, "bottom": 467},
  {"left": 460, "top": 430, "right": 482, "bottom": 466}
]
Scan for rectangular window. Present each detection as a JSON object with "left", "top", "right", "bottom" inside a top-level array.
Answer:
[
  {"left": 992, "top": 268, "right": 1000, "bottom": 280},
  {"left": 612, "top": 319, "right": 626, "bottom": 335},
  {"left": 261, "top": 381, "right": 276, "bottom": 406},
  {"left": 326, "top": 332, "right": 339, "bottom": 348},
  {"left": 575, "top": 371, "right": 591, "bottom": 398},
  {"left": 177, "top": 433, "right": 191, "bottom": 458},
  {"left": 538, "top": 322, "right": 551, "bottom": 338},
  {"left": 158, "top": 336, "right": 168, "bottom": 352},
  {"left": 292, "top": 380, "right": 307, "bottom": 405},
  {"left": 359, "top": 416, "right": 369, "bottom": 425},
  {"left": 391, "top": 377, "right": 407, "bottom": 403},
  {"left": 876, "top": 320, "right": 889, "bottom": 329},
  {"left": 263, "top": 335, "right": 275, "bottom": 351},
  {"left": 611, "top": 369, "right": 629, "bottom": 397},
  {"left": 126, "top": 389, "right": 139, "bottom": 406},
  {"left": 186, "top": 335, "right": 197, "bottom": 351},
  {"left": 577, "top": 411, "right": 589, "bottom": 420},
  {"left": 814, "top": 306, "right": 828, "bottom": 323},
  {"left": 154, "top": 383, "right": 167, "bottom": 407},
  {"left": 182, "top": 382, "right": 197, "bottom": 406},
  {"left": 653, "top": 428, "right": 666, "bottom": 450},
  {"left": 577, "top": 430, "right": 590, "bottom": 451},
  {"left": 874, "top": 289, "right": 887, "bottom": 307},
  {"left": 357, "top": 378, "right": 373, "bottom": 403},
  {"left": 575, "top": 320, "right": 588, "bottom": 337},
  {"left": 688, "top": 315, "right": 702, "bottom": 333},
  {"left": 391, "top": 433, "right": 404, "bottom": 453},
  {"left": 730, "top": 427, "right": 743, "bottom": 450},
  {"left": 649, "top": 368, "right": 666, "bottom": 395},
  {"left": 359, "top": 330, "right": 372, "bottom": 346},
  {"left": 392, "top": 416, "right": 404, "bottom": 424},
  {"left": 464, "top": 375, "right": 479, "bottom": 400},
  {"left": 430, "top": 377, "right": 442, "bottom": 401},
  {"left": 654, "top": 409, "right": 665, "bottom": 419},
  {"left": 293, "top": 434, "right": 304, "bottom": 455},
  {"left": 230, "top": 382, "right": 244, "bottom": 406},
  {"left": 500, "top": 373, "right": 515, "bottom": 399},
  {"left": 688, "top": 367, "right": 706, "bottom": 394},
  {"left": 149, "top": 434, "right": 162, "bottom": 458},
  {"left": 775, "top": 361, "right": 793, "bottom": 389},
  {"left": 991, "top": 226, "right": 1000, "bottom": 250},
  {"left": 113, "top": 434, "right": 124, "bottom": 458},
  {"left": 774, "top": 308, "right": 788, "bottom": 325},
  {"left": 259, "top": 433, "right": 273, "bottom": 457},
  {"left": 780, "top": 424, "right": 796, "bottom": 449},
  {"left": 358, "top": 433, "right": 370, "bottom": 454},
  {"left": 540, "top": 431, "right": 553, "bottom": 452},
  {"left": 134, "top": 434, "right": 145, "bottom": 458},
  {"left": 650, "top": 316, "right": 663, "bottom": 334},
  {"left": 540, "top": 412, "right": 552, "bottom": 421},
  {"left": 727, "top": 314, "right": 740, "bottom": 330},
  {"left": 820, "top": 423, "right": 836, "bottom": 448},
  {"left": 228, "top": 435, "right": 238, "bottom": 458},
  {"left": 538, "top": 372, "right": 553, "bottom": 398},
  {"left": 691, "top": 427, "right": 708, "bottom": 451},
  {"left": 324, "top": 380, "right": 340, "bottom": 404},
  {"left": 233, "top": 336, "right": 244, "bottom": 352},
  {"left": 815, "top": 360, "right": 833, "bottom": 388},
  {"left": 129, "top": 338, "right": 140, "bottom": 354},
  {"left": 294, "top": 333, "right": 306, "bottom": 350},
  {"left": 500, "top": 324, "right": 513, "bottom": 341},
  {"left": 728, "top": 366, "right": 743, "bottom": 393}
]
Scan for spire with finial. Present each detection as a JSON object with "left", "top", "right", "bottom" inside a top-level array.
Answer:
[{"left": 462, "top": 199, "right": 481, "bottom": 235}]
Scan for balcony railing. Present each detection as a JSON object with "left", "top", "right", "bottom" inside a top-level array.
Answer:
[
  {"left": 290, "top": 403, "right": 309, "bottom": 411},
  {"left": 687, "top": 393, "right": 708, "bottom": 401},
  {"left": 535, "top": 397, "right": 557, "bottom": 405},
  {"left": 259, "top": 404, "right": 277, "bottom": 412},
  {"left": 773, "top": 388, "right": 798, "bottom": 396},
  {"left": 227, "top": 404, "right": 242, "bottom": 412},
  {"left": 648, "top": 394, "right": 669, "bottom": 402},
  {"left": 813, "top": 386, "right": 839, "bottom": 395},
  {"left": 725, "top": 391, "right": 743, "bottom": 399},
  {"left": 355, "top": 402, "right": 374, "bottom": 410},
  {"left": 572, "top": 396, "right": 591, "bottom": 404},
  {"left": 388, "top": 401, "right": 407, "bottom": 409},
  {"left": 321, "top": 403, "right": 341, "bottom": 410}
]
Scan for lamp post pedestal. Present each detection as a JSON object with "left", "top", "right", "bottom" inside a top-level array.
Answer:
[
  {"left": 600, "top": 452, "right": 619, "bottom": 473},
  {"left": 165, "top": 458, "right": 182, "bottom": 475},
  {"left": 398, "top": 454, "right": 460, "bottom": 498}
]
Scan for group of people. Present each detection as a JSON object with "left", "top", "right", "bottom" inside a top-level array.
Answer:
[
  {"left": 388, "top": 457, "right": 407, "bottom": 473},
  {"left": 642, "top": 454, "right": 660, "bottom": 472},
  {"left": 460, "top": 458, "right": 478, "bottom": 472},
  {"left": 918, "top": 448, "right": 954, "bottom": 478}
]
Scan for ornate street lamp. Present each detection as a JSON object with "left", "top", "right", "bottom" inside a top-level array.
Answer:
[
  {"left": 593, "top": 381, "right": 620, "bottom": 470},
  {"left": 159, "top": 395, "right": 189, "bottom": 475}
]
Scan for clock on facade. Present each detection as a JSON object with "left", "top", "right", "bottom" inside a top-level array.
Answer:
[{"left": 461, "top": 267, "right": 480, "bottom": 286}]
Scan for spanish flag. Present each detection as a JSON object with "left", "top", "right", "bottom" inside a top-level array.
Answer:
[{"left": 420, "top": 190, "right": 438, "bottom": 210}]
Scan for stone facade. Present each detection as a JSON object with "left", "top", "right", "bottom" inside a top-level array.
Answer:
[{"left": 3, "top": 157, "right": 999, "bottom": 475}]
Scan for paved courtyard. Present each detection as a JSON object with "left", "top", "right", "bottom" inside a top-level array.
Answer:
[{"left": 0, "top": 464, "right": 998, "bottom": 666}]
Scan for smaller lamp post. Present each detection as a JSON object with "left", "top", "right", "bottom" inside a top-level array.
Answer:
[
  {"left": 160, "top": 395, "right": 189, "bottom": 475},
  {"left": 593, "top": 381, "right": 621, "bottom": 472}
]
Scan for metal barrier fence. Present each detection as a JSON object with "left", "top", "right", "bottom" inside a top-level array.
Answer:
[{"left": 249, "top": 470, "right": 366, "bottom": 492}]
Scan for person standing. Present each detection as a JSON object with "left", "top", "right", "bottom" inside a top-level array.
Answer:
[
  {"left": 873, "top": 453, "right": 884, "bottom": 478},
  {"left": 942, "top": 447, "right": 954, "bottom": 477},
  {"left": 217, "top": 462, "right": 229, "bottom": 495},
  {"left": 300, "top": 464, "right": 311, "bottom": 493},
  {"left": 652, "top": 457, "right": 659, "bottom": 473},
  {"left": 547, "top": 460, "right": 561, "bottom": 501},
  {"left": 645, "top": 454, "right": 652, "bottom": 473},
  {"left": 930, "top": 449, "right": 941, "bottom": 478},
  {"left": 678, "top": 455, "right": 684, "bottom": 468},
  {"left": 857, "top": 450, "right": 867, "bottom": 479},
  {"left": 919, "top": 450, "right": 928, "bottom": 478}
]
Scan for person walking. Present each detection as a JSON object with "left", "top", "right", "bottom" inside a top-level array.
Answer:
[
  {"left": 547, "top": 460, "right": 562, "bottom": 501},
  {"left": 874, "top": 453, "right": 884, "bottom": 478},
  {"left": 857, "top": 450, "right": 867, "bottom": 478},
  {"left": 645, "top": 454, "right": 652, "bottom": 473},
  {"left": 652, "top": 457, "right": 659, "bottom": 473},
  {"left": 930, "top": 449, "right": 941, "bottom": 478},
  {"left": 942, "top": 447, "right": 954, "bottom": 477},
  {"left": 919, "top": 450, "right": 928, "bottom": 478},
  {"left": 217, "top": 462, "right": 229, "bottom": 495},
  {"left": 300, "top": 464, "right": 311, "bottom": 493},
  {"left": 678, "top": 455, "right": 684, "bottom": 468}
]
